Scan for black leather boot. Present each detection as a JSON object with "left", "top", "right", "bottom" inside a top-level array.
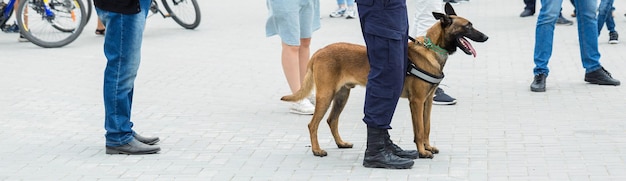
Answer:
[
  {"left": 384, "top": 132, "right": 419, "bottom": 159},
  {"left": 363, "top": 127, "right": 414, "bottom": 169}
]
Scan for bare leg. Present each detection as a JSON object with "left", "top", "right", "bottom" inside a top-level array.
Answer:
[{"left": 281, "top": 38, "right": 311, "bottom": 93}]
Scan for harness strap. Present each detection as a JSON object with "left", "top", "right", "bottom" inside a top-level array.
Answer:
[{"left": 406, "top": 62, "right": 444, "bottom": 84}]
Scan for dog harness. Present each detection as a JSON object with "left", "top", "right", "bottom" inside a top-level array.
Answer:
[
  {"left": 406, "top": 37, "right": 446, "bottom": 84},
  {"left": 407, "top": 62, "right": 444, "bottom": 84}
]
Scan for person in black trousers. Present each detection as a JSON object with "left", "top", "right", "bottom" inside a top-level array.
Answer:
[{"left": 520, "top": 0, "right": 574, "bottom": 25}]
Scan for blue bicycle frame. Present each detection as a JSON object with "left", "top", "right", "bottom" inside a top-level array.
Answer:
[
  {"left": 1, "top": 0, "right": 55, "bottom": 24},
  {"left": 1, "top": 0, "right": 17, "bottom": 21}
]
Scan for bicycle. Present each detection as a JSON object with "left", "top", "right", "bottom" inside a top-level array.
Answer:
[
  {"left": 82, "top": 0, "right": 200, "bottom": 30},
  {"left": 0, "top": 0, "right": 87, "bottom": 48},
  {"left": 149, "top": 0, "right": 200, "bottom": 29}
]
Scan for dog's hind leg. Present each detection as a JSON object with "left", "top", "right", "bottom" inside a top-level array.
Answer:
[
  {"left": 327, "top": 87, "right": 354, "bottom": 149},
  {"left": 308, "top": 88, "right": 336, "bottom": 157}
]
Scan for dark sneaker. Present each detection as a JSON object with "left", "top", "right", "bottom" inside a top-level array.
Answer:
[
  {"left": 433, "top": 87, "right": 457, "bottom": 105},
  {"left": 530, "top": 73, "right": 547, "bottom": 92},
  {"left": 520, "top": 9, "right": 534, "bottom": 17},
  {"left": 609, "top": 31, "right": 619, "bottom": 44},
  {"left": 18, "top": 34, "right": 29, "bottom": 42},
  {"left": 584, "top": 67, "right": 620, "bottom": 86},
  {"left": 1, "top": 24, "right": 20, "bottom": 33},
  {"left": 556, "top": 16, "right": 573, "bottom": 25}
]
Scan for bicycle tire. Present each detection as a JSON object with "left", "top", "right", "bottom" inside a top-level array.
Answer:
[
  {"left": 81, "top": 0, "right": 92, "bottom": 24},
  {"left": 161, "top": 0, "right": 200, "bottom": 29},
  {"left": 16, "top": 0, "right": 88, "bottom": 48}
]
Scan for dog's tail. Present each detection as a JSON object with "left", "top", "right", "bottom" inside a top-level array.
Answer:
[{"left": 280, "top": 65, "right": 315, "bottom": 102}]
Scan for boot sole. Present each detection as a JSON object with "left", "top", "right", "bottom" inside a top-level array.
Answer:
[
  {"left": 105, "top": 147, "right": 161, "bottom": 155},
  {"left": 363, "top": 161, "right": 414, "bottom": 169},
  {"left": 584, "top": 78, "right": 621, "bottom": 86}
]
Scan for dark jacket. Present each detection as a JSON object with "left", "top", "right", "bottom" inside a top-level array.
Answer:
[{"left": 94, "top": 0, "right": 141, "bottom": 14}]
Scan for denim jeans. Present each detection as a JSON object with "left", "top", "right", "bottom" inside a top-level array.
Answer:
[
  {"left": 533, "top": 0, "right": 601, "bottom": 75},
  {"left": 336, "top": 0, "right": 355, "bottom": 6},
  {"left": 597, "top": 0, "right": 615, "bottom": 33},
  {"left": 96, "top": 0, "right": 151, "bottom": 147}
]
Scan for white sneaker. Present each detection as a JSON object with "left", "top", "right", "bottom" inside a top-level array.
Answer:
[
  {"left": 290, "top": 99, "right": 315, "bottom": 115},
  {"left": 307, "top": 94, "right": 316, "bottom": 105},
  {"left": 329, "top": 8, "right": 346, "bottom": 18},
  {"left": 345, "top": 8, "right": 356, "bottom": 19}
]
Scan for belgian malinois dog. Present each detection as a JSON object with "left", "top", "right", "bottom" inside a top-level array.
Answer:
[{"left": 281, "top": 3, "right": 488, "bottom": 158}]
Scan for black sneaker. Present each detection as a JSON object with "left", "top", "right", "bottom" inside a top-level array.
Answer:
[
  {"left": 18, "top": 34, "right": 29, "bottom": 42},
  {"left": 433, "top": 87, "right": 456, "bottom": 105},
  {"left": 530, "top": 73, "right": 547, "bottom": 92},
  {"left": 584, "top": 67, "right": 620, "bottom": 86},
  {"left": 556, "top": 16, "right": 573, "bottom": 25},
  {"left": 609, "top": 31, "right": 619, "bottom": 44}
]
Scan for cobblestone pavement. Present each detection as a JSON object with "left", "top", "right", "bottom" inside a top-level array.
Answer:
[{"left": 1, "top": 0, "right": 626, "bottom": 180}]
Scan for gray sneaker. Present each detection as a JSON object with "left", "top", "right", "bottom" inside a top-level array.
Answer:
[
  {"left": 556, "top": 16, "right": 573, "bottom": 25},
  {"left": 433, "top": 87, "right": 457, "bottom": 105},
  {"left": 106, "top": 138, "right": 161, "bottom": 155}
]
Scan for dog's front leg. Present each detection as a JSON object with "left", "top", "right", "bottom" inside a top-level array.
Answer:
[
  {"left": 423, "top": 95, "right": 439, "bottom": 154},
  {"left": 409, "top": 97, "right": 434, "bottom": 159}
]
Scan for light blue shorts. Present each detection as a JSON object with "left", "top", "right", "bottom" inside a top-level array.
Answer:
[{"left": 266, "top": 0, "right": 320, "bottom": 46}]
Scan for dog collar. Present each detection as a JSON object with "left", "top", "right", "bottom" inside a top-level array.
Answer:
[
  {"left": 407, "top": 62, "right": 444, "bottom": 84},
  {"left": 421, "top": 37, "right": 448, "bottom": 56}
]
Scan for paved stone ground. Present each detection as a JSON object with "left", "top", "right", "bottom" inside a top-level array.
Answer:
[{"left": 1, "top": 0, "right": 626, "bottom": 180}]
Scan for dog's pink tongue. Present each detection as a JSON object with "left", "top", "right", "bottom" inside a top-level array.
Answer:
[{"left": 460, "top": 38, "right": 477, "bottom": 58}]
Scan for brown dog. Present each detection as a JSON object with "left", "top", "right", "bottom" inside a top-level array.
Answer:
[{"left": 281, "top": 3, "right": 488, "bottom": 158}]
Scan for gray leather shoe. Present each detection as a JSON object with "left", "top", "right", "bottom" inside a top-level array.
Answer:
[
  {"left": 106, "top": 138, "right": 161, "bottom": 155},
  {"left": 530, "top": 74, "right": 547, "bottom": 92},
  {"left": 134, "top": 133, "right": 160, "bottom": 145}
]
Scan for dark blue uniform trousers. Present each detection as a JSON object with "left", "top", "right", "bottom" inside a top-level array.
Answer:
[{"left": 356, "top": 0, "right": 409, "bottom": 129}]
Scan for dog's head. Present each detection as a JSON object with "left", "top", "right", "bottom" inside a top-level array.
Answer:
[{"left": 431, "top": 3, "right": 488, "bottom": 57}]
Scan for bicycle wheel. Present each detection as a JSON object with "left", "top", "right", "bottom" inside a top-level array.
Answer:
[
  {"left": 16, "top": 0, "right": 87, "bottom": 48},
  {"left": 81, "top": 0, "right": 92, "bottom": 24},
  {"left": 161, "top": 0, "right": 200, "bottom": 29}
]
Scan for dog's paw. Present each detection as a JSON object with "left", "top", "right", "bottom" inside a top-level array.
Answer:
[
  {"left": 313, "top": 150, "right": 328, "bottom": 157},
  {"left": 418, "top": 151, "right": 434, "bottom": 159},
  {"left": 426, "top": 146, "right": 439, "bottom": 154},
  {"left": 336, "top": 142, "right": 353, "bottom": 149}
]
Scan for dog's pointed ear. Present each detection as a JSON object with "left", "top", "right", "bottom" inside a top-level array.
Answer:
[
  {"left": 433, "top": 12, "right": 452, "bottom": 27},
  {"left": 444, "top": 2, "right": 457, "bottom": 16}
]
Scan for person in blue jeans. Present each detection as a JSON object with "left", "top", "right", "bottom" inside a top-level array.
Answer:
[
  {"left": 356, "top": 0, "right": 418, "bottom": 169},
  {"left": 597, "top": 0, "right": 618, "bottom": 44},
  {"left": 94, "top": 0, "right": 161, "bottom": 155},
  {"left": 530, "top": 0, "right": 620, "bottom": 92}
]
